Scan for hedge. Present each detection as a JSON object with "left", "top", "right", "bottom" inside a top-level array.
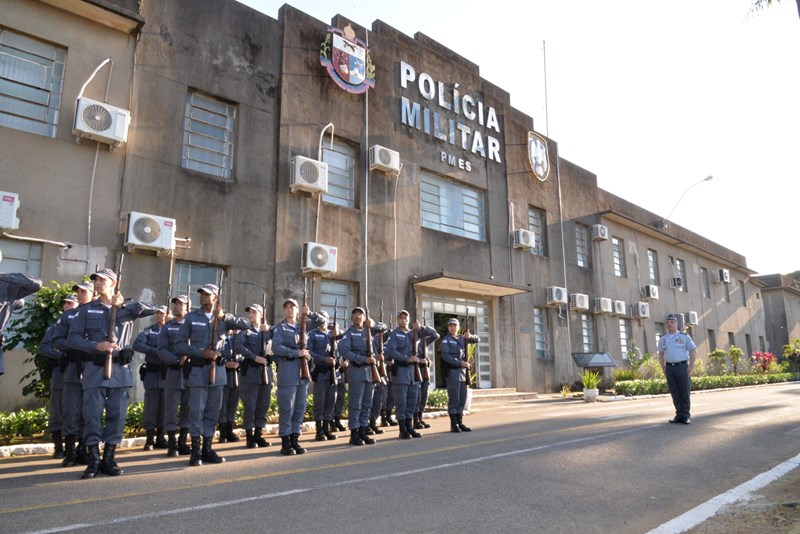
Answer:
[{"left": 614, "top": 373, "right": 800, "bottom": 396}]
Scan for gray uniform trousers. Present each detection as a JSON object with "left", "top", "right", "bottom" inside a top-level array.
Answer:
[
  {"left": 347, "top": 377, "right": 374, "bottom": 429},
  {"left": 164, "top": 380, "right": 190, "bottom": 431},
  {"left": 370, "top": 380, "right": 387, "bottom": 420},
  {"left": 392, "top": 379, "right": 419, "bottom": 421},
  {"left": 665, "top": 362, "right": 691, "bottom": 420},
  {"left": 188, "top": 374, "right": 224, "bottom": 438},
  {"left": 277, "top": 382, "right": 308, "bottom": 436},
  {"left": 333, "top": 377, "right": 346, "bottom": 417},
  {"left": 239, "top": 382, "right": 272, "bottom": 429},
  {"left": 62, "top": 371, "right": 84, "bottom": 436},
  {"left": 416, "top": 379, "right": 430, "bottom": 414},
  {"left": 446, "top": 378, "right": 468, "bottom": 415},
  {"left": 218, "top": 369, "right": 239, "bottom": 424},
  {"left": 142, "top": 382, "right": 165, "bottom": 430},
  {"left": 83, "top": 384, "right": 130, "bottom": 446},
  {"left": 312, "top": 371, "right": 336, "bottom": 420}
]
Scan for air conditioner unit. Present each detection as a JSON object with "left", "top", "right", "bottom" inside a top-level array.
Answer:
[
  {"left": 676, "top": 313, "right": 686, "bottom": 329},
  {"left": 369, "top": 145, "right": 400, "bottom": 174},
  {"left": 591, "top": 224, "right": 609, "bottom": 241},
  {"left": 631, "top": 302, "right": 650, "bottom": 319},
  {"left": 644, "top": 285, "right": 659, "bottom": 300},
  {"left": 669, "top": 276, "right": 683, "bottom": 289},
  {"left": 513, "top": 228, "right": 535, "bottom": 250},
  {"left": 290, "top": 156, "right": 328, "bottom": 194},
  {"left": 73, "top": 96, "right": 131, "bottom": 146},
  {"left": 301, "top": 242, "right": 337, "bottom": 274},
  {"left": 718, "top": 268, "right": 731, "bottom": 284},
  {"left": 125, "top": 211, "right": 176, "bottom": 252},
  {"left": 687, "top": 311, "right": 699, "bottom": 325},
  {"left": 594, "top": 297, "right": 612, "bottom": 315},
  {"left": 569, "top": 293, "right": 589, "bottom": 311},
  {"left": 546, "top": 286, "right": 568, "bottom": 306},
  {"left": 613, "top": 300, "right": 626, "bottom": 316},
  {"left": 0, "top": 191, "right": 20, "bottom": 230}
]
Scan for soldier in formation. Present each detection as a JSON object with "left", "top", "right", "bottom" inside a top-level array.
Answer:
[
  {"left": 157, "top": 295, "right": 192, "bottom": 457},
  {"left": 134, "top": 306, "right": 168, "bottom": 450},
  {"left": 235, "top": 304, "right": 273, "bottom": 449},
  {"left": 439, "top": 317, "right": 479, "bottom": 433}
]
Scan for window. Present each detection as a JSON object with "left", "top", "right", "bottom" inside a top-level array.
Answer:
[
  {"left": 612, "top": 237, "right": 626, "bottom": 277},
  {"left": 727, "top": 332, "right": 735, "bottom": 349},
  {"left": 647, "top": 249, "right": 659, "bottom": 285},
  {"left": 0, "top": 28, "right": 66, "bottom": 138},
  {"left": 322, "top": 139, "right": 356, "bottom": 208},
  {"left": 319, "top": 280, "right": 355, "bottom": 330},
  {"left": 421, "top": 172, "right": 485, "bottom": 241},
  {"left": 182, "top": 91, "right": 236, "bottom": 179},
  {"left": 0, "top": 237, "right": 43, "bottom": 344},
  {"left": 527, "top": 207, "right": 547, "bottom": 256},
  {"left": 172, "top": 261, "right": 226, "bottom": 309},
  {"left": 745, "top": 334, "right": 752, "bottom": 356},
  {"left": 723, "top": 283, "right": 730, "bottom": 303},
  {"left": 758, "top": 336, "right": 765, "bottom": 352},
  {"left": 533, "top": 308, "right": 549, "bottom": 359},
  {"left": 575, "top": 223, "right": 590, "bottom": 268},
  {"left": 708, "top": 330, "right": 717, "bottom": 351},
  {"left": 740, "top": 280, "right": 747, "bottom": 307},
  {"left": 700, "top": 267, "right": 711, "bottom": 298},
  {"left": 655, "top": 322, "right": 665, "bottom": 348},
  {"left": 579, "top": 313, "right": 594, "bottom": 352},
  {"left": 619, "top": 318, "right": 631, "bottom": 358},
  {"left": 675, "top": 258, "right": 686, "bottom": 292}
]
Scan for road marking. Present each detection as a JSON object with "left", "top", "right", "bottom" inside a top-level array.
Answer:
[
  {"left": 19, "top": 424, "right": 659, "bottom": 533},
  {"left": 646, "top": 452, "right": 800, "bottom": 534}
]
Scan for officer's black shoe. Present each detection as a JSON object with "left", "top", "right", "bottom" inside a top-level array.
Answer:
[
  {"left": 167, "top": 431, "right": 179, "bottom": 457},
  {"left": 201, "top": 436, "right": 225, "bottom": 464},
  {"left": 450, "top": 414, "right": 462, "bottom": 433},
  {"left": 291, "top": 433, "right": 307, "bottom": 454},
  {"left": 155, "top": 428, "right": 168, "bottom": 449},
  {"left": 178, "top": 428, "right": 191, "bottom": 455},
  {"left": 315, "top": 420, "right": 327, "bottom": 441},
  {"left": 246, "top": 428, "right": 256, "bottom": 449},
  {"left": 360, "top": 426, "right": 376, "bottom": 445},
  {"left": 62, "top": 435, "right": 77, "bottom": 467},
  {"left": 681, "top": 418, "right": 691, "bottom": 424},
  {"left": 225, "top": 422, "right": 240, "bottom": 442},
  {"left": 52, "top": 430, "right": 64, "bottom": 459},
  {"left": 254, "top": 427, "right": 270, "bottom": 447},
  {"left": 100, "top": 444, "right": 124, "bottom": 476},
  {"left": 369, "top": 419, "right": 384, "bottom": 434},
  {"left": 349, "top": 428, "right": 364, "bottom": 446},
  {"left": 333, "top": 417, "right": 346, "bottom": 432},
  {"left": 280, "top": 435, "right": 296, "bottom": 455},
  {"left": 189, "top": 436, "right": 203, "bottom": 466},
  {"left": 457, "top": 414, "right": 472, "bottom": 432},
  {"left": 380, "top": 410, "right": 390, "bottom": 427},
  {"left": 76, "top": 439, "right": 88, "bottom": 465},
  {"left": 143, "top": 428, "right": 155, "bottom": 451},
  {"left": 416, "top": 412, "right": 431, "bottom": 429},
  {"left": 386, "top": 414, "right": 399, "bottom": 426},
  {"left": 323, "top": 420, "right": 337, "bottom": 440},
  {"left": 669, "top": 417, "right": 683, "bottom": 424},
  {"left": 405, "top": 419, "right": 422, "bottom": 438},
  {"left": 217, "top": 423, "right": 227, "bottom": 443},
  {"left": 397, "top": 419, "right": 411, "bottom": 439},
  {"left": 81, "top": 445, "right": 101, "bottom": 479}
]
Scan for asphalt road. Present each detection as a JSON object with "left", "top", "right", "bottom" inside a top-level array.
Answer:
[{"left": 1, "top": 383, "right": 799, "bottom": 534}]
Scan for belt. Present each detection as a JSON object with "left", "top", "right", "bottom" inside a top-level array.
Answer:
[{"left": 665, "top": 361, "right": 687, "bottom": 366}]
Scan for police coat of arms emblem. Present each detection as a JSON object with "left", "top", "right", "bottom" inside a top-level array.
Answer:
[
  {"left": 320, "top": 24, "right": 376, "bottom": 94},
  {"left": 528, "top": 131, "right": 550, "bottom": 182}
]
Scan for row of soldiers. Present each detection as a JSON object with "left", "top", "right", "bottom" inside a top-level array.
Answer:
[{"left": 38, "top": 268, "right": 480, "bottom": 479}]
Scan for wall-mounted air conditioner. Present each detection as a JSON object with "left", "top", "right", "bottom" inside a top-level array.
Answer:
[
  {"left": 125, "top": 211, "right": 176, "bottom": 252},
  {"left": 368, "top": 145, "right": 400, "bottom": 174},
  {"left": 670, "top": 276, "right": 683, "bottom": 289},
  {"left": 0, "top": 191, "right": 20, "bottom": 230},
  {"left": 73, "top": 97, "right": 131, "bottom": 146},
  {"left": 718, "top": 268, "right": 731, "bottom": 284},
  {"left": 613, "top": 300, "right": 627, "bottom": 316},
  {"left": 687, "top": 311, "right": 699, "bottom": 325},
  {"left": 290, "top": 156, "right": 328, "bottom": 194},
  {"left": 631, "top": 302, "right": 650, "bottom": 319},
  {"left": 301, "top": 242, "right": 337, "bottom": 274},
  {"left": 569, "top": 293, "right": 590, "bottom": 311},
  {"left": 546, "top": 286, "right": 568, "bottom": 306},
  {"left": 513, "top": 228, "right": 535, "bottom": 250},
  {"left": 591, "top": 224, "right": 609, "bottom": 241},
  {"left": 594, "top": 297, "right": 612, "bottom": 315},
  {"left": 644, "top": 285, "right": 659, "bottom": 300}
]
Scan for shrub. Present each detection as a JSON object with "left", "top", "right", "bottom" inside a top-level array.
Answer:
[
  {"left": 638, "top": 358, "right": 665, "bottom": 380},
  {"left": 728, "top": 346, "right": 744, "bottom": 374},
  {"left": 751, "top": 351, "right": 776, "bottom": 373},
  {"left": 0, "top": 407, "right": 50, "bottom": 445},
  {"left": 783, "top": 339, "right": 800, "bottom": 372},
  {"left": 615, "top": 373, "right": 800, "bottom": 396},
  {"left": 690, "top": 360, "right": 707, "bottom": 377},
  {"left": 708, "top": 349, "right": 728, "bottom": 375},
  {"left": 613, "top": 368, "right": 637, "bottom": 382}
]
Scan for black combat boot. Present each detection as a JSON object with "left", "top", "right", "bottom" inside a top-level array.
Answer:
[
  {"left": 155, "top": 427, "right": 168, "bottom": 449},
  {"left": 76, "top": 439, "right": 88, "bottom": 465},
  {"left": 415, "top": 412, "right": 431, "bottom": 429},
  {"left": 143, "top": 428, "right": 155, "bottom": 451},
  {"left": 386, "top": 412, "right": 399, "bottom": 426},
  {"left": 254, "top": 427, "right": 270, "bottom": 447},
  {"left": 450, "top": 414, "right": 462, "bottom": 433},
  {"left": 349, "top": 428, "right": 364, "bottom": 446},
  {"left": 333, "top": 417, "right": 346, "bottom": 431},
  {"left": 457, "top": 414, "right": 472, "bottom": 432},
  {"left": 380, "top": 409, "right": 390, "bottom": 427},
  {"left": 290, "top": 433, "right": 307, "bottom": 454},
  {"left": 369, "top": 419, "right": 384, "bottom": 434},
  {"left": 178, "top": 428, "right": 191, "bottom": 455},
  {"left": 100, "top": 444, "right": 124, "bottom": 476},
  {"left": 62, "top": 435, "right": 77, "bottom": 467},
  {"left": 315, "top": 420, "right": 327, "bottom": 441},
  {"left": 52, "top": 430, "right": 64, "bottom": 459},
  {"left": 323, "top": 420, "right": 337, "bottom": 440},
  {"left": 360, "top": 426, "right": 376, "bottom": 445},
  {"left": 189, "top": 436, "right": 203, "bottom": 466},
  {"left": 405, "top": 418, "right": 422, "bottom": 438},
  {"left": 81, "top": 444, "right": 101, "bottom": 479},
  {"left": 202, "top": 436, "right": 225, "bottom": 464},
  {"left": 225, "top": 422, "right": 239, "bottom": 442},
  {"left": 398, "top": 419, "right": 411, "bottom": 440},
  {"left": 217, "top": 423, "right": 227, "bottom": 443},
  {"left": 280, "top": 435, "right": 296, "bottom": 455},
  {"left": 246, "top": 429, "right": 256, "bottom": 449},
  {"left": 167, "top": 431, "right": 179, "bottom": 457}
]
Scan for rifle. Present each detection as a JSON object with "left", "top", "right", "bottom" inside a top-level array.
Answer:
[
  {"left": 299, "top": 281, "right": 311, "bottom": 381},
  {"left": 366, "top": 308, "right": 381, "bottom": 384},
  {"left": 419, "top": 313, "right": 430, "bottom": 382},
  {"left": 464, "top": 316, "right": 474, "bottom": 388},
  {"left": 104, "top": 254, "right": 125, "bottom": 380},
  {"left": 412, "top": 312, "right": 423, "bottom": 383},
  {"left": 377, "top": 301, "right": 388, "bottom": 381},
  {"left": 260, "top": 293, "right": 269, "bottom": 386},
  {"left": 329, "top": 300, "right": 338, "bottom": 386},
  {"left": 207, "top": 273, "right": 225, "bottom": 385}
]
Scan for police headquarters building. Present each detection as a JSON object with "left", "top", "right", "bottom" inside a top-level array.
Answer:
[{"left": 0, "top": 0, "right": 768, "bottom": 408}]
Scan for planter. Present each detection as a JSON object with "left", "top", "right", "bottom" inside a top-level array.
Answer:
[{"left": 583, "top": 388, "right": 599, "bottom": 402}]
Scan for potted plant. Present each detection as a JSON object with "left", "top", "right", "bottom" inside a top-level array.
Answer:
[{"left": 580, "top": 369, "right": 602, "bottom": 402}]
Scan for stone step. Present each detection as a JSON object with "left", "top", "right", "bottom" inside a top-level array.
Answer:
[
  {"left": 470, "top": 387, "right": 518, "bottom": 397},
  {"left": 469, "top": 391, "right": 540, "bottom": 404}
]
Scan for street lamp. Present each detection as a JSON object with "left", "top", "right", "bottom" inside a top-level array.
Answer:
[{"left": 660, "top": 175, "right": 713, "bottom": 229}]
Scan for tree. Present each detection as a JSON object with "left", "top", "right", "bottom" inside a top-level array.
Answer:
[
  {"left": 787, "top": 269, "right": 800, "bottom": 282},
  {"left": 751, "top": 0, "right": 800, "bottom": 19}
]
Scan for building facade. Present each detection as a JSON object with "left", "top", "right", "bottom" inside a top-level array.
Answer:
[
  {"left": 0, "top": 0, "right": 769, "bottom": 409},
  {"left": 752, "top": 274, "right": 800, "bottom": 355}
]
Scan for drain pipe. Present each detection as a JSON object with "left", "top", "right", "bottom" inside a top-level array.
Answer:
[{"left": 315, "top": 123, "right": 334, "bottom": 244}]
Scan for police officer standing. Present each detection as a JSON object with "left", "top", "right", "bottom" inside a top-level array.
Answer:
[
  {"left": 176, "top": 284, "right": 250, "bottom": 467},
  {"left": 307, "top": 310, "right": 340, "bottom": 441},
  {"left": 134, "top": 306, "right": 168, "bottom": 450},
  {"left": 157, "top": 295, "right": 191, "bottom": 457},
  {"left": 235, "top": 304, "right": 273, "bottom": 449},
  {"left": 440, "top": 318, "right": 479, "bottom": 433},
  {"left": 385, "top": 310, "right": 439, "bottom": 439},
  {"left": 0, "top": 266, "right": 42, "bottom": 376},
  {"left": 368, "top": 323, "right": 389, "bottom": 435},
  {"left": 67, "top": 268, "right": 156, "bottom": 479},
  {"left": 339, "top": 307, "right": 379, "bottom": 446},
  {"left": 658, "top": 313, "right": 697, "bottom": 424}
]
